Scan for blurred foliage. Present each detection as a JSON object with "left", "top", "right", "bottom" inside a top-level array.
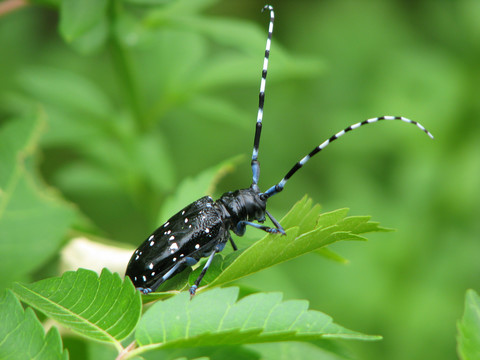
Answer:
[
  {"left": 0, "top": 0, "right": 479, "bottom": 359},
  {"left": 457, "top": 289, "right": 480, "bottom": 360}
]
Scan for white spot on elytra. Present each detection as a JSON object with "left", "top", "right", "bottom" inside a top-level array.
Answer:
[
  {"left": 164, "top": 222, "right": 169, "bottom": 227},
  {"left": 151, "top": 272, "right": 155, "bottom": 276},
  {"left": 195, "top": 244, "right": 200, "bottom": 249},
  {"left": 180, "top": 254, "right": 184, "bottom": 257},
  {"left": 173, "top": 257, "right": 177, "bottom": 262},
  {"left": 142, "top": 276, "right": 147, "bottom": 282},
  {"left": 188, "top": 225, "right": 192, "bottom": 228},
  {"left": 149, "top": 263, "right": 153, "bottom": 270},
  {"left": 181, "top": 210, "right": 185, "bottom": 215},
  {"left": 150, "top": 241, "right": 154, "bottom": 246},
  {"left": 184, "top": 218, "right": 188, "bottom": 223},
  {"left": 169, "top": 235, "right": 175, "bottom": 241},
  {"left": 170, "top": 242, "right": 179, "bottom": 253},
  {"left": 135, "top": 255, "right": 139, "bottom": 260},
  {"left": 164, "top": 230, "right": 171, "bottom": 235},
  {"left": 148, "top": 235, "right": 154, "bottom": 241},
  {"left": 134, "top": 276, "right": 137, "bottom": 281},
  {"left": 205, "top": 228, "right": 210, "bottom": 233}
]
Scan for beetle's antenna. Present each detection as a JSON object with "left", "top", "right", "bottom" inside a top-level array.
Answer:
[
  {"left": 263, "top": 116, "right": 434, "bottom": 198},
  {"left": 251, "top": 5, "right": 274, "bottom": 188}
]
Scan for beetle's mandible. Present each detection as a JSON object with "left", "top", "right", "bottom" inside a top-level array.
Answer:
[{"left": 125, "top": 5, "right": 434, "bottom": 296}]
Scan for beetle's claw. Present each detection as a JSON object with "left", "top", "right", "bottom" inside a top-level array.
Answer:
[
  {"left": 137, "top": 287, "right": 153, "bottom": 295},
  {"left": 189, "top": 285, "right": 198, "bottom": 299}
]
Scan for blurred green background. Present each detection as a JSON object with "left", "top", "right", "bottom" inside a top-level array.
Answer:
[{"left": 1, "top": 0, "right": 479, "bottom": 359}]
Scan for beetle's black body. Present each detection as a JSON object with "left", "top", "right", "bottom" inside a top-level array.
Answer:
[
  {"left": 126, "top": 196, "right": 226, "bottom": 292},
  {"left": 125, "top": 5, "right": 433, "bottom": 296},
  {"left": 126, "top": 186, "right": 276, "bottom": 294}
]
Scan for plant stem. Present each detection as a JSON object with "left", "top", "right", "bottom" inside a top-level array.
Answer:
[{"left": 115, "top": 340, "right": 137, "bottom": 360}]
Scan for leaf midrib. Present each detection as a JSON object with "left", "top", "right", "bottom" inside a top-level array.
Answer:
[{"left": 14, "top": 283, "right": 122, "bottom": 350}]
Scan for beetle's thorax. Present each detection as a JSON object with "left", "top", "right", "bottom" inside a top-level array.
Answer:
[{"left": 217, "top": 186, "right": 267, "bottom": 227}]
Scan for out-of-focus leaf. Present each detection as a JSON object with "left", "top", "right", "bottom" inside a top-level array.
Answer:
[
  {"left": 314, "top": 248, "right": 349, "bottom": 264},
  {"left": 17, "top": 66, "right": 114, "bottom": 119},
  {"left": 13, "top": 268, "right": 142, "bottom": 352},
  {"left": 158, "top": 155, "right": 243, "bottom": 222},
  {"left": 142, "top": 0, "right": 219, "bottom": 16},
  {"left": 0, "top": 113, "right": 75, "bottom": 289},
  {"left": 457, "top": 289, "right": 480, "bottom": 360},
  {"left": 64, "top": 16, "right": 110, "bottom": 54},
  {"left": 247, "top": 342, "right": 351, "bottom": 360},
  {"left": 143, "top": 8, "right": 322, "bottom": 91},
  {"left": 185, "top": 95, "right": 251, "bottom": 130},
  {"left": 59, "top": 0, "right": 108, "bottom": 42},
  {"left": 0, "top": 290, "right": 68, "bottom": 360}
]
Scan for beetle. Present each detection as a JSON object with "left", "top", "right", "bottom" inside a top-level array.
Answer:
[{"left": 125, "top": 5, "right": 433, "bottom": 296}]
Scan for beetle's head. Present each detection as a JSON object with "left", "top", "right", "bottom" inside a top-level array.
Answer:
[
  {"left": 219, "top": 186, "right": 267, "bottom": 223},
  {"left": 244, "top": 185, "right": 267, "bottom": 222}
]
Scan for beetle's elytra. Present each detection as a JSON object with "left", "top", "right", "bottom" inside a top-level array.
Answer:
[{"left": 125, "top": 5, "right": 433, "bottom": 296}]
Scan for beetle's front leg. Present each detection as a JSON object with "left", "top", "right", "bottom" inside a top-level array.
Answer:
[{"left": 235, "top": 220, "right": 285, "bottom": 236}]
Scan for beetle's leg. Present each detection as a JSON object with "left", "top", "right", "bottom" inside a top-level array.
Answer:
[
  {"left": 266, "top": 210, "right": 285, "bottom": 235},
  {"left": 139, "top": 257, "right": 197, "bottom": 294},
  {"left": 189, "top": 243, "right": 225, "bottom": 297},
  {"left": 228, "top": 234, "right": 238, "bottom": 251},
  {"left": 235, "top": 220, "right": 285, "bottom": 236}
]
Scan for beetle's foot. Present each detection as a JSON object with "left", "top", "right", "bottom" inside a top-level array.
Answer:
[
  {"left": 189, "top": 285, "right": 198, "bottom": 298},
  {"left": 267, "top": 228, "right": 286, "bottom": 235},
  {"left": 137, "top": 287, "right": 152, "bottom": 295}
]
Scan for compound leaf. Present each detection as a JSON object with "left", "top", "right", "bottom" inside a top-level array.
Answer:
[
  {"left": 0, "top": 290, "right": 68, "bottom": 360},
  {"left": 12, "top": 268, "right": 141, "bottom": 351},
  {"left": 204, "top": 197, "right": 385, "bottom": 290},
  {"left": 134, "top": 287, "right": 379, "bottom": 356}
]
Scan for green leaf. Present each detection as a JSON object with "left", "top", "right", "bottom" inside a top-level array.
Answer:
[
  {"left": 17, "top": 66, "right": 114, "bottom": 120},
  {"left": 248, "top": 342, "right": 351, "bottom": 360},
  {"left": 457, "top": 289, "right": 480, "bottom": 360},
  {"left": 59, "top": 0, "right": 108, "bottom": 42},
  {"left": 133, "top": 287, "right": 379, "bottom": 356},
  {"left": 0, "top": 290, "right": 68, "bottom": 360},
  {"left": 144, "top": 7, "right": 322, "bottom": 90},
  {"left": 60, "top": 16, "right": 109, "bottom": 54},
  {"left": 204, "top": 198, "right": 384, "bottom": 290},
  {"left": 314, "top": 247, "right": 350, "bottom": 264},
  {"left": 0, "top": 113, "right": 75, "bottom": 289},
  {"left": 12, "top": 268, "right": 142, "bottom": 352},
  {"left": 129, "top": 344, "right": 259, "bottom": 360},
  {"left": 185, "top": 95, "right": 251, "bottom": 130},
  {"left": 58, "top": 0, "right": 109, "bottom": 53}
]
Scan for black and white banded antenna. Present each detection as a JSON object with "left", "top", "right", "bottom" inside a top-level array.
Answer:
[
  {"left": 263, "top": 116, "right": 434, "bottom": 198},
  {"left": 251, "top": 4, "right": 274, "bottom": 189}
]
